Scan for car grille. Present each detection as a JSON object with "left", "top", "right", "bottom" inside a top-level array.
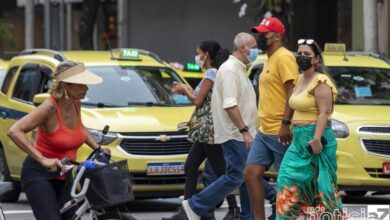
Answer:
[
  {"left": 119, "top": 132, "right": 192, "bottom": 155},
  {"left": 359, "top": 126, "right": 390, "bottom": 134},
  {"left": 365, "top": 168, "right": 390, "bottom": 179},
  {"left": 362, "top": 139, "right": 390, "bottom": 156}
]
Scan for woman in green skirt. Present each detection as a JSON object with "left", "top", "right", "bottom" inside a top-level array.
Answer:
[{"left": 276, "top": 39, "right": 343, "bottom": 220}]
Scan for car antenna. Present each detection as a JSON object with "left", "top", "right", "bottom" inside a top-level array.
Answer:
[
  {"left": 343, "top": 51, "right": 349, "bottom": 61},
  {"left": 106, "top": 39, "right": 116, "bottom": 60}
]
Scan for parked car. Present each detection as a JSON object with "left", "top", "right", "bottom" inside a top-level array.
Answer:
[
  {"left": 248, "top": 44, "right": 390, "bottom": 196},
  {"left": 0, "top": 49, "right": 198, "bottom": 202},
  {"left": 172, "top": 62, "right": 204, "bottom": 89},
  {"left": 0, "top": 60, "right": 9, "bottom": 86}
]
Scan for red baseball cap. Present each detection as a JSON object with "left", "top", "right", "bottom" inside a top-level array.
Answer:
[{"left": 251, "top": 17, "right": 285, "bottom": 36}]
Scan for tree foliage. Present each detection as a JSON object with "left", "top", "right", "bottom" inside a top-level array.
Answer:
[{"left": 0, "top": 19, "right": 16, "bottom": 48}]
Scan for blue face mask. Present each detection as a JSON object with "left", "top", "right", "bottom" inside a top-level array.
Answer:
[{"left": 246, "top": 48, "right": 259, "bottom": 63}]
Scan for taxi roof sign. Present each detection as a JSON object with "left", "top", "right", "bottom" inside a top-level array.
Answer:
[
  {"left": 118, "top": 48, "right": 141, "bottom": 60},
  {"left": 184, "top": 62, "right": 202, "bottom": 72},
  {"left": 324, "top": 43, "right": 346, "bottom": 55}
]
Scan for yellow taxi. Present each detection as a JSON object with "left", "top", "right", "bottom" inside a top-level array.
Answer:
[
  {"left": 248, "top": 44, "right": 390, "bottom": 196},
  {"left": 0, "top": 49, "right": 196, "bottom": 201},
  {"left": 0, "top": 60, "right": 9, "bottom": 85},
  {"left": 171, "top": 62, "right": 204, "bottom": 89}
]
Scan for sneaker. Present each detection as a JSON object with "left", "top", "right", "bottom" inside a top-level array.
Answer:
[
  {"left": 267, "top": 201, "right": 276, "bottom": 220},
  {"left": 162, "top": 206, "right": 188, "bottom": 220},
  {"left": 182, "top": 200, "right": 200, "bottom": 220},
  {"left": 223, "top": 207, "right": 240, "bottom": 220}
]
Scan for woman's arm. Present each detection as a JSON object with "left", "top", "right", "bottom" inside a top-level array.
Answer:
[
  {"left": 84, "top": 127, "right": 99, "bottom": 150},
  {"left": 309, "top": 82, "right": 333, "bottom": 154},
  {"left": 173, "top": 79, "right": 213, "bottom": 108},
  {"left": 7, "top": 100, "right": 66, "bottom": 172},
  {"left": 83, "top": 127, "right": 111, "bottom": 154}
]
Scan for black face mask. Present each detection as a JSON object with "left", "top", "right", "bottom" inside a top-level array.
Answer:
[
  {"left": 296, "top": 55, "right": 313, "bottom": 71},
  {"left": 257, "top": 35, "right": 269, "bottom": 52}
]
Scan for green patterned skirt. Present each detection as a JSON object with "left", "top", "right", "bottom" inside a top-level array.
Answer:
[{"left": 276, "top": 124, "right": 343, "bottom": 219}]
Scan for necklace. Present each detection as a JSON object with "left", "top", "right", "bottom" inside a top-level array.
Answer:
[{"left": 63, "top": 102, "right": 73, "bottom": 119}]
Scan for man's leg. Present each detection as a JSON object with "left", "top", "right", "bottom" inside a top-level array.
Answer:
[
  {"left": 262, "top": 178, "right": 276, "bottom": 202},
  {"left": 261, "top": 133, "right": 288, "bottom": 220},
  {"left": 187, "top": 140, "right": 247, "bottom": 217},
  {"left": 262, "top": 178, "right": 276, "bottom": 220},
  {"left": 244, "top": 132, "right": 273, "bottom": 220}
]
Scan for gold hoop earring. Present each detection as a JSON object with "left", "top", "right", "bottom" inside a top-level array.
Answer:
[{"left": 64, "top": 90, "right": 69, "bottom": 100}]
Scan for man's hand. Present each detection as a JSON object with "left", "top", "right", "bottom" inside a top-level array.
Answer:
[
  {"left": 243, "top": 132, "right": 254, "bottom": 149},
  {"left": 278, "top": 124, "right": 292, "bottom": 145},
  {"left": 307, "top": 138, "right": 323, "bottom": 154}
]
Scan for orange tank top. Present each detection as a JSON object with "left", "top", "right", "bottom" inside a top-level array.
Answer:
[{"left": 35, "top": 97, "right": 86, "bottom": 161}]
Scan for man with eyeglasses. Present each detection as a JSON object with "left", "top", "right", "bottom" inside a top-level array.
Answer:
[{"left": 244, "top": 17, "right": 298, "bottom": 220}]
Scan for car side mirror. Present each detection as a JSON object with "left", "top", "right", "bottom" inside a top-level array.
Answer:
[{"left": 33, "top": 93, "right": 50, "bottom": 106}]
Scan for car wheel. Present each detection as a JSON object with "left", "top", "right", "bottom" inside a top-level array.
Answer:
[
  {"left": 0, "top": 182, "right": 21, "bottom": 202},
  {"left": 345, "top": 190, "right": 367, "bottom": 197},
  {"left": 0, "top": 147, "right": 21, "bottom": 203},
  {"left": 0, "top": 147, "right": 11, "bottom": 182}
]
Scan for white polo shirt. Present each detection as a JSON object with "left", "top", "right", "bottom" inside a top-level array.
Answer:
[{"left": 211, "top": 55, "right": 257, "bottom": 144}]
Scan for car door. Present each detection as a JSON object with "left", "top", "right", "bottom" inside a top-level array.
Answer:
[{"left": 0, "top": 63, "right": 52, "bottom": 177}]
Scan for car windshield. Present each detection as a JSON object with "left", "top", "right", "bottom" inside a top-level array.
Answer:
[
  {"left": 82, "top": 66, "right": 191, "bottom": 107},
  {"left": 329, "top": 67, "right": 390, "bottom": 105}
]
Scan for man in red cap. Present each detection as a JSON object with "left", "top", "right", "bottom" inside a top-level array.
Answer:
[{"left": 244, "top": 17, "right": 298, "bottom": 220}]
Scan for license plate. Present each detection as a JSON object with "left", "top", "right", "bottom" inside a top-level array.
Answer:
[
  {"left": 147, "top": 162, "right": 185, "bottom": 176},
  {"left": 383, "top": 162, "right": 390, "bottom": 175}
]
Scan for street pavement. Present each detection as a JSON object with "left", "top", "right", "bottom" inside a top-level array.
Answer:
[{"left": 1, "top": 192, "right": 390, "bottom": 219}]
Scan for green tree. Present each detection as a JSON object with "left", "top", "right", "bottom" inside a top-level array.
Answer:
[{"left": 0, "top": 19, "right": 16, "bottom": 48}]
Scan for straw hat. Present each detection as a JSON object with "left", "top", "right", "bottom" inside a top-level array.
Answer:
[{"left": 55, "top": 63, "right": 102, "bottom": 85}]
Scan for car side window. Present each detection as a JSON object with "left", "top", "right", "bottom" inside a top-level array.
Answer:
[
  {"left": 1, "top": 66, "right": 18, "bottom": 95},
  {"left": 12, "top": 64, "right": 40, "bottom": 102},
  {"left": 36, "top": 65, "right": 53, "bottom": 94},
  {"left": 12, "top": 64, "right": 53, "bottom": 103}
]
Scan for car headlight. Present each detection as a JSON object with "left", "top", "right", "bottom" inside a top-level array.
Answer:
[
  {"left": 331, "top": 119, "right": 349, "bottom": 138},
  {"left": 87, "top": 128, "right": 118, "bottom": 145}
]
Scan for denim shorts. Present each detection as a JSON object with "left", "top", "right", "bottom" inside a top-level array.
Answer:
[{"left": 246, "top": 131, "right": 288, "bottom": 171}]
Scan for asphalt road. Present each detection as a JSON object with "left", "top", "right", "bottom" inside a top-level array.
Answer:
[{"left": 1, "top": 192, "right": 390, "bottom": 220}]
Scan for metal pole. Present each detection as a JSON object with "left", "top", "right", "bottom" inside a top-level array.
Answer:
[
  {"left": 117, "top": 0, "right": 128, "bottom": 48},
  {"left": 66, "top": 2, "right": 72, "bottom": 50},
  {"left": 363, "top": 0, "right": 378, "bottom": 53},
  {"left": 44, "top": 0, "right": 51, "bottom": 48},
  {"left": 59, "top": 0, "right": 65, "bottom": 50},
  {"left": 25, "top": 0, "right": 34, "bottom": 49}
]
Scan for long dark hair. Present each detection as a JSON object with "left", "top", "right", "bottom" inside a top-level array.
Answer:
[
  {"left": 297, "top": 40, "right": 327, "bottom": 74},
  {"left": 199, "top": 40, "right": 230, "bottom": 69}
]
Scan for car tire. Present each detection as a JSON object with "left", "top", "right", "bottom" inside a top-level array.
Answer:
[
  {"left": 0, "top": 182, "right": 21, "bottom": 203},
  {"left": 345, "top": 190, "right": 367, "bottom": 197},
  {"left": 0, "top": 147, "right": 21, "bottom": 203},
  {"left": 0, "top": 147, "right": 11, "bottom": 182}
]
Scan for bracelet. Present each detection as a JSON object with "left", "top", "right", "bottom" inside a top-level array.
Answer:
[
  {"left": 281, "top": 119, "right": 291, "bottom": 125},
  {"left": 239, "top": 125, "right": 249, "bottom": 133}
]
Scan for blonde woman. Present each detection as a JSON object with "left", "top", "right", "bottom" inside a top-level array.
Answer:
[{"left": 8, "top": 61, "right": 108, "bottom": 220}]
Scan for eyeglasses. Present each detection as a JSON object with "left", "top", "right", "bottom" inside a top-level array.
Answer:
[{"left": 297, "top": 39, "right": 314, "bottom": 45}]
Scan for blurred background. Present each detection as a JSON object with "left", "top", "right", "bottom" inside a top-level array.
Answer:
[{"left": 0, "top": 0, "right": 389, "bottom": 63}]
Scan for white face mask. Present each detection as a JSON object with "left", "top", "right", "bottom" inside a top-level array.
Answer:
[{"left": 195, "top": 54, "right": 207, "bottom": 68}]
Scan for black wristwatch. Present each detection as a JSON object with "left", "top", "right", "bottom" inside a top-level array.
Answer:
[
  {"left": 281, "top": 119, "right": 291, "bottom": 125},
  {"left": 239, "top": 125, "right": 249, "bottom": 133}
]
